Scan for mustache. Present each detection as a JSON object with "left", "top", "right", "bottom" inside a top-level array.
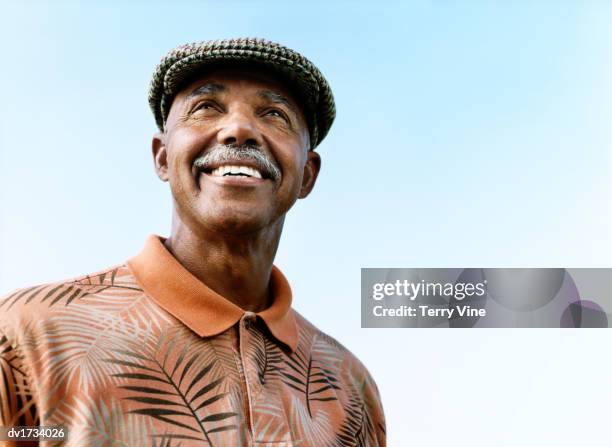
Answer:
[{"left": 193, "top": 144, "right": 281, "bottom": 182}]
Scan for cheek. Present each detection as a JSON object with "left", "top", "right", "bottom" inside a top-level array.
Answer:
[
  {"left": 170, "top": 125, "right": 213, "bottom": 156},
  {"left": 279, "top": 152, "right": 307, "bottom": 196},
  {"left": 165, "top": 157, "right": 197, "bottom": 201},
  {"left": 165, "top": 129, "right": 210, "bottom": 180},
  {"left": 165, "top": 153, "right": 190, "bottom": 196}
]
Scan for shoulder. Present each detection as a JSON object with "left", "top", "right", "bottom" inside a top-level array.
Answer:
[
  {"left": 0, "top": 264, "right": 140, "bottom": 335},
  {"left": 291, "top": 310, "right": 387, "bottom": 444},
  {"left": 292, "top": 310, "right": 379, "bottom": 387}
]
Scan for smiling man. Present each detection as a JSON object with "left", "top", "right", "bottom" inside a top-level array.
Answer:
[{"left": 0, "top": 38, "right": 386, "bottom": 446}]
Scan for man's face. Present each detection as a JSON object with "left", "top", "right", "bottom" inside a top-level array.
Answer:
[{"left": 152, "top": 67, "right": 321, "bottom": 235}]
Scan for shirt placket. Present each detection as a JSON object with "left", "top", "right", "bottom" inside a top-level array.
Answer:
[
  {"left": 237, "top": 311, "right": 294, "bottom": 446},
  {"left": 237, "top": 311, "right": 258, "bottom": 445}
]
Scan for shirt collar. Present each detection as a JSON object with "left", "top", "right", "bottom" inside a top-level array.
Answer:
[{"left": 127, "top": 234, "right": 298, "bottom": 352}]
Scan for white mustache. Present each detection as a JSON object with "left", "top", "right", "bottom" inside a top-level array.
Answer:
[{"left": 193, "top": 144, "right": 281, "bottom": 182}]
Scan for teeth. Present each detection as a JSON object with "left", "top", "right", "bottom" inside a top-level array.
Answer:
[
  {"left": 209, "top": 165, "right": 262, "bottom": 179},
  {"left": 241, "top": 166, "right": 262, "bottom": 178}
]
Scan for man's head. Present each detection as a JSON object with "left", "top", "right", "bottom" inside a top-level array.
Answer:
[{"left": 148, "top": 38, "right": 335, "bottom": 236}]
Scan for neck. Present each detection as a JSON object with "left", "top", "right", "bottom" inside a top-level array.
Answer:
[{"left": 164, "top": 213, "right": 284, "bottom": 312}]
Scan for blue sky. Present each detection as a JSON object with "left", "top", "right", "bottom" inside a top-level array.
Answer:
[{"left": 2, "top": 2, "right": 612, "bottom": 445}]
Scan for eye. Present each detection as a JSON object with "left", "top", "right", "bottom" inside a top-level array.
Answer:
[
  {"left": 193, "top": 101, "right": 220, "bottom": 113},
  {"left": 263, "top": 108, "right": 288, "bottom": 122}
]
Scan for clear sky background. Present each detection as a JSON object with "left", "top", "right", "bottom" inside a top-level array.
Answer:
[{"left": 2, "top": 1, "right": 612, "bottom": 445}]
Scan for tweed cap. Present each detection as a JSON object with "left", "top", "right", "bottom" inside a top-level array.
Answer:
[{"left": 149, "top": 38, "right": 336, "bottom": 148}]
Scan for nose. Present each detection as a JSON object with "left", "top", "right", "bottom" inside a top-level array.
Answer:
[{"left": 216, "top": 111, "right": 263, "bottom": 147}]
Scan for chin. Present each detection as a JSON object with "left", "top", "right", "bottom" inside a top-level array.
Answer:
[{"left": 199, "top": 207, "right": 275, "bottom": 235}]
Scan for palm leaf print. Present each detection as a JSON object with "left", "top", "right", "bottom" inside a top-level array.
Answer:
[
  {"left": 109, "top": 328, "right": 238, "bottom": 445},
  {"left": 281, "top": 332, "right": 342, "bottom": 418},
  {"left": 247, "top": 326, "right": 283, "bottom": 384},
  {"left": 244, "top": 327, "right": 294, "bottom": 444},
  {"left": 289, "top": 394, "right": 335, "bottom": 446},
  {"left": 250, "top": 400, "right": 289, "bottom": 443},
  {"left": 151, "top": 436, "right": 180, "bottom": 447},
  {"left": 1, "top": 284, "right": 48, "bottom": 310},
  {"left": 334, "top": 375, "right": 375, "bottom": 447},
  {"left": 225, "top": 390, "right": 249, "bottom": 446},
  {"left": 69, "top": 395, "right": 153, "bottom": 447},
  {"left": 38, "top": 292, "right": 168, "bottom": 393},
  {"left": 0, "top": 266, "right": 134, "bottom": 310},
  {"left": 0, "top": 283, "right": 72, "bottom": 310},
  {"left": 202, "top": 331, "right": 241, "bottom": 389},
  {"left": 0, "top": 333, "right": 38, "bottom": 426}
]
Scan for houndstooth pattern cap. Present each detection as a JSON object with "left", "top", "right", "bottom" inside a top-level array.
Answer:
[{"left": 149, "top": 38, "right": 336, "bottom": 149}]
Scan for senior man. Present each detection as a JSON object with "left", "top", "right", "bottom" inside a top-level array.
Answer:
[{"left": 0, "top": 38, "right": 385, "bottom": 446}]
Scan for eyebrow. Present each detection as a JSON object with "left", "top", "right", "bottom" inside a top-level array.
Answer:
[
  {"left": 258, "top": 90, "right": 298, "bottom": 116},
  {"left": 187, "top": 83, "right": 226, "bottom": 99}
]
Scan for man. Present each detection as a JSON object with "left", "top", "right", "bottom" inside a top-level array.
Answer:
[{"left": 0, "top": 38, "right": 386, "bottom": 446}]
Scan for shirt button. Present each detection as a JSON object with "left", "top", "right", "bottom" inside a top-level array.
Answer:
[{"left": 243, "top": 311, "right": 256, "bottom": 330}]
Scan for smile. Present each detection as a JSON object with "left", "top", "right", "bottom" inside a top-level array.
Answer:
[{"left": 210, "top": 165, "right": 263, "bottom": 179}]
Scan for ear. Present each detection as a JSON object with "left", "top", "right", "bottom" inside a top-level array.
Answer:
[
  {"left": 299, "top": 150, "right": 321, "bottom": 198},
  {"left": 152, "top": 132, "right": 169, "bottom": 182}
]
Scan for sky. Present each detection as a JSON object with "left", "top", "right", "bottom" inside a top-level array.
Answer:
[{"left": 2, "top": 1, "right": 612, "bottom": 445}]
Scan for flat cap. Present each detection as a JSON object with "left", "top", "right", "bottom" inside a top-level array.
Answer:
[{"left": 149, "top": 37, "right": 336, "bottom": 148}]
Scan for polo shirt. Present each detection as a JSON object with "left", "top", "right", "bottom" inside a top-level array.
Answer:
[{"left": 0, "top": 235, "right": 386, "bottom": 446}]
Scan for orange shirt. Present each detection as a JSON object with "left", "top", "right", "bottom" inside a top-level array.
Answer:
[{"left": 0, "top": 235, "right": 385, "bottom": 446}]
